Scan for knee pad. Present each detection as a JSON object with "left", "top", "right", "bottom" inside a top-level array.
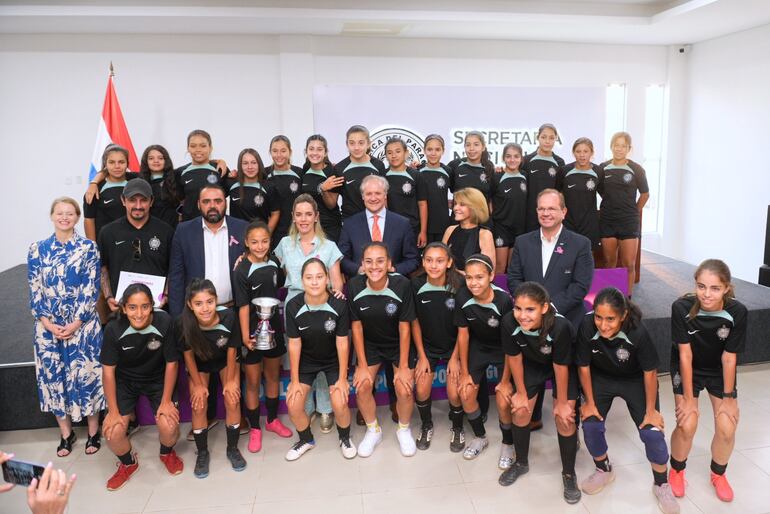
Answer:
[
  {"left": 582, "top": 419, "right": 608, "bottom": 458},
  {"left": 639, "top": 427, "right": 669, "bottom": 465}
]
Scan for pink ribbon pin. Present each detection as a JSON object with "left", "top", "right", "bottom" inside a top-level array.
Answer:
[
  {"left": 555, "top": 246, "right": 564, "bottom": 254},
  {"left": 229, "top": 236, "right": 240, "bottom": 246}
]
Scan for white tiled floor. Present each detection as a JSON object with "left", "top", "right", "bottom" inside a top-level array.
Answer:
[{"left": 2, "top": 363, "right": 770, "bottom": 514}]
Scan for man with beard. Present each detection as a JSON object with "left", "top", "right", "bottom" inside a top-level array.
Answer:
[{"left": 98, "top": 179, "right": 175, "bottom": 314}]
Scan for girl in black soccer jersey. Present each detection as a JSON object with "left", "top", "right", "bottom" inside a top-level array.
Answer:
[
  {"left": 559, "top": 138, "right": 602, "bottom": 253},
  {"left": 576, "top": 288, "right": 679, "bottom": 514},
  {"left": 384, "top": 139, "right": 421, "bottom": 241},
  {"left": 498, "top": 282, "right": 580, "bottom": 504},
  {"left": 138, "top": 145, "right": 181, "bottom": 228},
  {"left": 449, "top": 131, "right": 496, "bottom": 208},
  {"left": 522, "top": 123, "right": 566, "bottom": 232},
  {"left": 443, "top": 188, "right": 496, "bottom": 272},
  {"left": 417, "top": 134, "right": 453, "bottom": 246},
  {"left": 349, "top": 242, "right": 417, "bottom": 458},
  {"left": 100, "top": 284, "right": 182, "bottom": 491},
  {"left": 226, "top": 148, "right": 280, "bottom": 231},
  {"left": 668, "top": 259, "right": 746, "bottom": 503},
  {"left": 179, "top": 279, "right": 245, "bottom": 479},
  {"left": 266, "top": 135, "right": 305, "bottom": 247},
  {"left": 332, "top": 125, "right": 387, "bottom": 219},
  {"left": 490, "top": 143, "right": 527, "bottom": 274},
  {"left": 598, "top": 132, "right": 650, "bottom": 296},
  {"left": 411, "top": 242, "right": 464, "bottom": 451},
  {"left": 302, "top": 134, "right": 343, "bottom": 243},
  {"left": 174, "top": 130, "right": 230, "bottom": 222},
  {"left": 454, "top": 254, "right": 514, "bottom": 463},
  {"left": 284, "top": 258, "right": 356, "bottom": 461},
  {"left": 233, "top": 221, "right": 291, "bottom": 454},
  {"left": 83, "top": 144, "right": 133, "bottom": 241}
]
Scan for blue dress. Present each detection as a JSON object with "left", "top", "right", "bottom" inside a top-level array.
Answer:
[{"left": 27, "top": 233, "right": 105, "bottom": 421}]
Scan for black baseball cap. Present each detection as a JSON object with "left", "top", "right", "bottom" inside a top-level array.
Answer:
[{"left": 122, "top": 179, "right": 153, "bottom": 199}]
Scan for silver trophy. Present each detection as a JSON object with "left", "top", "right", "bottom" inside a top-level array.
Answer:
[{"left": 251, "top": 297, "right": 281, "bottom": 351}]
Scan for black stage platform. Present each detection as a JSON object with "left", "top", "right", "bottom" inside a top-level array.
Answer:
[{"left": 2, "top": 251, "right": 769, "bottom": 430}]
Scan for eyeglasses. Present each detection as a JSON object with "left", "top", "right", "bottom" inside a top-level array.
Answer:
[
  {"left": 536, "top": 207, "right": 561, "bottom": 214},
  {"left": 132, "top": 238, "right": 142, "bottom": 261}
]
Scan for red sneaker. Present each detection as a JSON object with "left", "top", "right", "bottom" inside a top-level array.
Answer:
[
  {"left": 265, "top": 418, "right": 292, "bottom": 438},
  {"left": 248, "top": 428, "right": 263, "bottom": 453},
  {"left": 159, "top": 450, "right": 184, "bottom": 476},
  {"left": 710, "top": 472, "right": 734, "bottom": 502},
  {"left": 668, "top": 468, "right": 686, "bottom": 497},
  {"left": 106, "top": 457, "right": 139, "bottom": 491}
]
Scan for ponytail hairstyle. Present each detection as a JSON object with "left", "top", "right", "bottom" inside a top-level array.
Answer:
[
  {"left": 139, "top": 144, "right": 179, "bottom": 206},
  {"left": 304, "top": 134, "right": 333, "bottom": 170},
  {"left": 502, "top": 143, "right": 524, "bottom": 171},
  {"left": 180, "top": 278, "right": 219, "bottom": 361},
  {"left": 464, "top": 131, "right": 495, "bottom": 175},
  {"left": 464, "top": 253, "right": 494, "bottom": 275},
  {"left": 513, "top": 282, "right": 556, "bottom": 350},
  {"left": 572, "top": 137, "right": 594, "bottom": 154},
  {"left": 686, "top": 259, "right": 735, "bottom": 318},
  {"left": 346, "top": 125, "right": 372, "bottom": 156},
  {"left": 236, "top": 148, "right": 266, "bottom": 204},
  {"left": 269, "top": 135, "right": 293, "bottom": 169},
  {"left": 418, "top": 241, "right": 463, "bottom": 293},
  {"left": 288, "top": 194, "right": 326, "bottom": 244},
  {"left": 593, "top": 287, "right": 642, "bottom": 332},
  {"left": 243, "top": 220, "right": 272, "bottom": 262},
  {"left": 362, "top": 241, "right": 391, "bottom": 263},
  {"left": 300, "top": 257, "right": 331, "bottom": 296},
  {"left": 118, "top": 283, "right": 155, "bottom": 321},
  {"left": 99, "top": 144, "right": 130, "bottom": 184},
  {"left": 537, "top": 123, "right": 559, "bottom": 148}
]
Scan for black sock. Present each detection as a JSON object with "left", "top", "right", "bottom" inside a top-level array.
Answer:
[
  {"left": 266, "top": 397, "right": 279, "bottom": 423},
  {"left": 512, "top": 425, "right": 530, "bottom": 466},
  {"left": 245, "top": 407, "right": 261, "bottom": 430},
  {"left": 193, "top": 428, "right": 208, "bottom": 453},
  {"left": 449, "top": 404, "right": 464, "bottom": 430},
  {"left": 670, "top": 456, "right": 687, "bottom": 472},
  {"left": 298, "top": 426, "right": 314, "bottom": 443},
  {"left": 467, "top": 409, "right": 486, "bottom": 437},
  {"left": 500, "top": 423, "right": 513, "bottom": 445},
  {"left": 558, "top": 432, "right": 578, "bottom": 475},
  {"left": 653, "top": 469, "right": 668, "bottom": 486},
  {"left": 594, "top": 456, "right": 611, "bottom": 472},
  {"left": 336, "top": 424, "right": 351, "bottom": 441},
  {"left": 416, "top": 398, "right": 433, "bottom": 426},
  {"left": 226, "top": 424, "right": 240, "bottom": 449},
  {"left": 159, "top": 444, "right": 173, "bottom": 456},
  {"left": 118, "top": 450, "right": 135, "bottom": 466},
  {"left": 477, "top": 375, "right": 489, "bottom": 416},
  {"left": 710, "top": 460, "right": 727, "bottom": 475}
]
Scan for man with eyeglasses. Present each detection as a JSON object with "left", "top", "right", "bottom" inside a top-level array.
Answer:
[{"left": 97, "top": 179, "right": 175, "bottom": 314}]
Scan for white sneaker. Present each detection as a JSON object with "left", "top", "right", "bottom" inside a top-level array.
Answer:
[
  {"left": 339, "top": 437, "right": 357, "bottom": 459},
  {"left": 285, "top": 439, "right": 315, "bottom": 461},
  {"left": 357, "top": 428, "right": 382, "bottom": 458},
  {"left": 463, "top": 436, "right": 489, "bottom": 460},
  {"left": 498, "top": 443, "right": 515, "bottom": 469},
  {"left": 396, "top": 426, "right": 417, "bottom": 457}
]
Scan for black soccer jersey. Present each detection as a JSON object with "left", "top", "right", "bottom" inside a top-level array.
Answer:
[
  {"left": 226, "top": 179, "right": 279, "bottom": 223},
  {"left": 417, "top": 166, "right": 453, "bottom": 235},
  {"left": 180, "top": 306, "right": 241, "bottom": 370},
  {"left": 560, "top": 163, "right": 602, "bottom": 246},
  {"left": 147, "top": 173, "right": 180, "bottom": 228},
  {"left": 97, "top": 216, "right": 175, "bottom": 296},
  {"left": 266, "top": 165, "right": 305, "bottom": 241},
  {"left": 348, "top": 273, "right": 415, "bottom": 351},
  {"left": 174, "top": 162, "right": 225, "bottom": 221},
  {"left": 100, "top": 310, "right": 179, "bottom": 383},
  {"left": 501, "top": 313, "right": 573, "bottom": 368},
  {"left": 671, "top": 296, "right": 747, "bottom": 377},
  {"left": 300, "top": 165, "right": 342, "bottom": 240},
  {"left": 450, "top": 160, "right": 493, "bottom": 200},
  {"left": 386, "top": 169, "right": 420, "bottom": 234},
  {"left": 83, "top": 179, "right": 131, "bottom": 238},
  {"left": 411, "top": 275, "right": 458, "bottom": 358},
  {"left": 233, "top": 256, "right": 285, "bottom": 335},
  {"left": 490, "top": 171, "right": 527, "bottom": 236},
  {"left": 285, "top": 294, "right": 350, "bottom": 373},
  {"left": 454, "top": 286, "right": 513, "bottom": 352},
  {"left": 522, "top": 152, "right": 565, "bottom": 231},
  {"left": 332, "top": 156, "right": 386, "bottom": 219},
  {"left": 597, "top": 160, "right": 649, "bottom": 224},
  {"left": 576, "top": 313, "right": 659, "bottom": 379}
]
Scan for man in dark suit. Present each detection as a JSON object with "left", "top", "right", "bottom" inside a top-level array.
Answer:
[{"left": 338, "top": 175, "right": 418, "bottom": 278}]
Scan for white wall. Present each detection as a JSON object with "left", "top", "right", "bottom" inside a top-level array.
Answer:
[{"left": 0, "top": 33, "right": 667, "bottom": 271}]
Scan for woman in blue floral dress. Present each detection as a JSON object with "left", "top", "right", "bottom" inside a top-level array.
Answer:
[{"left": 28, "top": 197, "right": 105, "bottom": 457}]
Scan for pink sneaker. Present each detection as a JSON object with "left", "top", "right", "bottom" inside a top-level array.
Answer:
[
  {"left": 265, "top": 418, "right": 292, "bottom": 438},
  {"left": 710, "top": 472, "right": 734, "bottom": 502},
  {"left": 247, "top": 428, "right": 263, "bottom": 453}
]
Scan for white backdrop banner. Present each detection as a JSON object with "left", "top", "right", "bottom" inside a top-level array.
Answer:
[{"left": 313, "top": 85, "right": 607, "bottom": 167}]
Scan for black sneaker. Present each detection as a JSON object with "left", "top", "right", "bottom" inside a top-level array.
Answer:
[
  {"left": 416, "top": 424, "right": 434, "bottom": 451},
  {"left": 226, "top": 447, "right": 247, "bottom": 472},
  {"left": 449, "top": 427, "right": 465, "bottom": 453},
  {"left": 562, "top": 473, "right": 582, "bottom": 504},
  {"left": 194, "top": 449, "right": 210, "bottom": 479},
  {"left": 498, "top": 461, "right": 529, "bottom": 487}
]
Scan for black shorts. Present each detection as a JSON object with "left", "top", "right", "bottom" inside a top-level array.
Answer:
[
  {"left": 425, "top": 349, "right": 454, "bottom": 373},
  {"left": 194, "top": 356, "right": 230, "bottom": 375},
  {"left": 468, "top": 344, "right": 504, "bottom": 385},
  {"left": 599, "top": 218, "right": 640, "bottom": 240},
  {"left": 589, "top": 372, "right": 658, "bottom": 427},
  {"left": 298, "top": 366, "right": 340, "bottom": 387},
  {"left": 242, "top": 336, "right": 287, "bottom": 364},
  {"left": 116, "top": 379, "right": 170, "bottom": 417},
  {"left": 492, "top": 225, "right": 517, "bottom": 249},
  {"left": 671, "top": 368, "right": 732, "bottom": 399},
  {"left": 518, "top": 361, "right": 579, "bottom": 400},
  {"left": 364, "top": 344, "right": 416, "bottom": 368}
]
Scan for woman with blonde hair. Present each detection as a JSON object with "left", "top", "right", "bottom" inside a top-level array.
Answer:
[{"left": 442, "top": 188, "right": 495, "bottom": 272}]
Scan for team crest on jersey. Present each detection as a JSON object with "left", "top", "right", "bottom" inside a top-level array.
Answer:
[
  {"left": 324, "top": 319, "right": 336, "bottom": 333},
  {"left": 402, "top": 182, "right": 413, "bottom": 195},
  {"left": 540, "top": 344, "right": 552, "bottom": 355},
  {"left": 487, "top": 316, "right": 499, "bottom": 328},
  {"left": 717, "top": 325, "right": 731, "bottom": 340},
  {"left": 385, "top": 302, "right": 398, "bottom": 316},
  {"left": 206, "top": 174, "right": 218, "bottom": 184},
  {"left": 480, "top": 173, "right": 488, "bottom": 183},
  {"left": 147, "top": 338, "right": 162, "bottom": 351},
  {"left": 289, "top": 181, "right": 299, "bottom": 193},
  {"left": 520, "top": 182, "right": 527, "bottom": 193},
  {"left": 436, "top": 177, "right": 446, "bottom": 189},
  {"left": 672, "top": 372, "right": 682, "bottom": 388},
  {"left": 148, "top": 236, "right": 161, "bottom": 251},
  {"left": 445, "top": 298, "right": 455, "bottom": 310},
  {"left": 495, "top": 237, "right": 504, "bottom": 248},
  {"left": 216, "top": 335, "right": 228, "bottom": 348},
  {"left": 254, "top": 194, "right": 265, "bottom": 207},
  {"left": 586, "top": 179, "right": 596, "bottom": 191},
  {"left": 548, "top": 167, "right": 557, "bottom": 177},
  {"left": 616, "top": 347, "right": 630, "bottom": 362},
  {"left": 623, "top": 173, "right": 633, "bottom": 183}
]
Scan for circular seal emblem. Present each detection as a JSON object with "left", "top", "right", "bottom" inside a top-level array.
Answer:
[
  {"left": 402, "top": 181, "right": 413, "bottom": 195},
  {"left": 385, "top": 302, "right": 398, "bottom": 316},
  {"left": 548, "top": 167, "right": 557, "bottom": 177},
  {"left": 495, "top": 237, "right": 504, "bottom": 248},
  {"left": 487, "top": 316, "right": 499, "bottom": 328},
  {"left": 672, "top": 372, "right": 682, "bottom": 388},
  {"left": 540, "top": 344, "right": 552, "bottom": 355},
  {"left": 216, "top": 335, "right": 228, "bottom": 348},
  {"left": 147, "top": 338, "right": 161, "bottom": 351},
  {"left": 520, "top": 181, "right": 527, "bottom": 193},
  {"left": 586, "top": 179, "right": 596, "bottom": 191},
  {"left": 717, "top": 325, "right": 731, "bottom": 340},
  {"left": 445, "top": 298, "right": 455, "bottom": 310},
  {"left": 436, "top": 177, "right": 446, "bottom": 189},
  {"left": 479, "top": 172, "right": 488, "bottom": 183},
  {"left": 370, "top": 126, "right": 426, "bottom": 168},
  {"left": 148, "top": 236, "right": 161, "bottom": 251},
  {"left": 206, "top": 174, "right": 218, "bottom": 184},
  {"left": 616, "top": 347, "right": 630, "bottom": 362},
  {"left": 289, "top": 181, "right": 299, "bottom": 193},
  {"left": 324, "top": 318, "right": 336, "bottom": 333},
  {"left": 623, "top": 172, "right": 633, "bottom": 183},
  {"left": 254, "top": 194, "right": 265, "bottom": 207}
]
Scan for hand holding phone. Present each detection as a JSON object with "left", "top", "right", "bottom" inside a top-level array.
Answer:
[{"left": 2, "top": 456, "right": 45, "bottom": 487}]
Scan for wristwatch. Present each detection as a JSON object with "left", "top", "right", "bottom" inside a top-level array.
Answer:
[{"left": 722, "top": 390, "right": 737, "bottom": 399}]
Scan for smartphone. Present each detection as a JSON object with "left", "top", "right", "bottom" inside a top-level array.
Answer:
[{"left": 2, "top": 458, "right": 45, "bottom": 486}]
